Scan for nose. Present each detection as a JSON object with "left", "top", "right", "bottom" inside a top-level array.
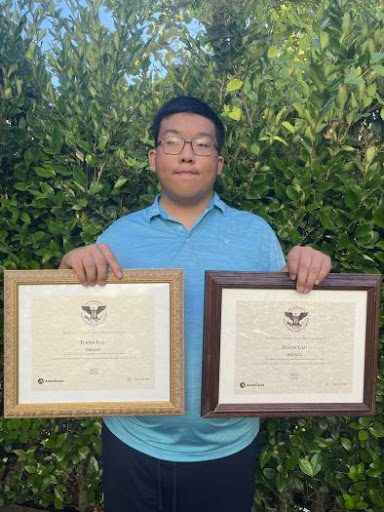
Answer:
[{"left": 178, "top": 140, "right": 195, "bottom": 162}]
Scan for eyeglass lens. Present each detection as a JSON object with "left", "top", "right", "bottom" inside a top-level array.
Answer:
[{"left": 161, "top": 136, "right": 215, "bottom": 156}]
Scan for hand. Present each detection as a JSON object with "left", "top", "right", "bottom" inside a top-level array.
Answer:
[
  {"left": 59, "top": 243, "right": 122, "bottom": 286},
  {"left": 281, "top": 245, "right": 331, "bottom": 293}
]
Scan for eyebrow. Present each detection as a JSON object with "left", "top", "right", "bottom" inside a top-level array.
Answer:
[{"left": 161, "top": 129, "right": 215, "bottom": 139}]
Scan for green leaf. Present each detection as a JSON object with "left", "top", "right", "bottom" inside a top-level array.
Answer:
[
  {"left": 365, "top": 145, "right": 376, "bottom": 164},
  {"left": 226, "top": 79, "right": 243, "bottom": 93},
  {"left": 250, "top": 143, "right": 260, "bottom": 155},
  {"left": 259, "top": 449, "right": 271, "bottom": 468},
  {"left": 344, "top": 187, "right": 360, "bottom": 209},
  {"left": 286, "top": 185, "right": 302, "bottom": 201},
  {"left": 319, "top": 207, "right": 336, "bottom": 230},
  {"left": 358, "top": 430, "right": 369, "bottom": 441},
  {"left": 370, "top": 52, "right": 384, "bottom": 64},
  {"left": 16, "top": 78, "right": 23, "bottom": 96},
  {"left": 369, "top": 488, "right": 384, "bottom": 507},
  {"left": 272, "top": 135, "right": 288, "bottom": 146},
  {"left": 342, "top": 12, "right": 352, "bottom": 33},
  {"left": 52, "top": 124, "right": 63, "bottom": 152},
  {"left": 88, "top": 85, "right": 97, "bottom": 97},
  {"left": 369, "top": 458, "right": 384, "bottom": 473},
  {"left": 282, "top": 121, "right": 295, "bottom": 133},
  {"left": 15, "top": 182, "right": 29, "bottom": 191},
  {"left": 7, "top": 63, "right": 18, "bottom": 78},
  {"left": 73, "top": 167, "right": 87, "bottom": 186},
  {"left": 345, "top": 68, "right": 364, "bottom": 86},
  {"left": 343, "top": 494, "right": 355, "bottom": 509},
  {"left": 263, "top": 467, "right": 276, "bottom": 480},
  {"left": 320, "top": 31, "right": 329, "bottom": 50},
  {"left": 21, "top": 212, "right": 31, "bottom": 224},
  {"left": 372, "top": 64, "right": 384, "bottom": 77},
  {"left": 299, "top": 458, "right": 315, "bottom": 477},
  {"left": 54, "top": 485, "right": 65, "bottom": 502},
  {"left": 369, "top": 420, "right": 384, "bottom": 436},
  {"left": 89, "top": 182, "right": 104, "bottom": 195},
  {"left": 355, "top": 222, "right": 372, "bottom": 238},
  {"left": 310, "top": 453, "right": 322, "bottom": 476},
  {"left": 236, "top": 161, "right": 250, "bottom": 179},
  {"left": 25, "top": 42, "right": 35, "bottom": 61},
  {"left": 78, "top": 446, "right": 90, "bottom": 459},
  {"left": 348, "top": 464, "right": 363, "bottom": 481},
  {"left": 367, "top": 83, "right": 376, "bottom": 97},
  {"left": 113, "top": 176, "right": 128, "bottom": 189},
  {"left": 341, "top": 438, "right": 352, "bottom": 451},
  {"left": 267, "top": 47, "right": 279, "bottom": 59},
  {"left": 228, "top": 106, "right": 242, "bottom": 121},
  {"left": 34, "top": 166, "right": 56, "bottom": 178},
  {"left": 75, "top": 149, "right": 85, "bottom": 161},
  {"left": 336, "top": 85, "right": 348, "bottom": 110},
  {"left": 77, "top": 139, "right": 92, "bottom": 153}
]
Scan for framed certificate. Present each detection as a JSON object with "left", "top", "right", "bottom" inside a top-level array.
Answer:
[
  {"left": 4, "top": 269, "right": 184, "bottom": 418},
  {"left": 201, "top": 272, "right": 381, "bottom": 417}
]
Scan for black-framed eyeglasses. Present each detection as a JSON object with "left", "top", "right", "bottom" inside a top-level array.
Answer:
[{"left": 157, "top": 136, "right": 218, "bottom": 156}]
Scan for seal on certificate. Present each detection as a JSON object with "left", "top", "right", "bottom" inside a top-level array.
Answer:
[
  {"left": 81, "top": 301, "right": 107, "bottom": 326},
  {"left": 284, "top": 308, "right": 309, "bottom": 332}
]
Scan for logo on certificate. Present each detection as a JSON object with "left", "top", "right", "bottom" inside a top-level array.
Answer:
[
  {"left": 81, "top": 301, "right": 107, "bottom": 326},
  {"left": 239, "top": 381, "right": 264, "bottom": 389},
  {"left": 284, "top": 308, "right": 309, "bottom": 331}
]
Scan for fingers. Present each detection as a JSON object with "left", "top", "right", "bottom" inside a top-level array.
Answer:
[
  {"left": 59, "top": 244, "right": 122, "bottom": 286},
  {"left": 59, "top": 250, "right": 88, "bottom": 283},
  {"left": 316, "top": 254, "right": 332, "bottom": 284},
  {"left": 98, "top": 244, "right": 123, "bottom": 282},
  {"left": 284, "top": 246, "right": 301, "bottom": 281},
  {"left": 286, "top": 245, "right": 331, "bottom": 293},
  {"left": 295, "top": 250, "right": 316, "bottom": 293},
  {"left": 83, "top": 245, "right": 108, "bottom": 285}
]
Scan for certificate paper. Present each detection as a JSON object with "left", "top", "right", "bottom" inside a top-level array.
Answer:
[
  {"left": 201, "top": 272, "right": 381, "bottom": 417},
  {"left": 4, "top": 269, "right": 184, "bottom": 418},
  {"left": 221, "top": 290, "right": 364, "bottom": 402}
]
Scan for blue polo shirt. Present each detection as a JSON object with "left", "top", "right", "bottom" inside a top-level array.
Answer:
[{"left": 98, "top": 193, "right": 285, "bottom": 462}]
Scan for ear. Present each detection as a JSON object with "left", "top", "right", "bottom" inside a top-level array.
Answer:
[
  {"left": 148, "top": 149, "right": 157, "bottom": 173},
  {"left": 216, "top": 156, "right": 224, "bottom": 176}
]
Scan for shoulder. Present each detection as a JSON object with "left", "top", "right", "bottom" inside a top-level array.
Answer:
[
  {"left": 217, "top": 200, "right": 285, "bottom": 270},
  {"left": 97, "top": 205, "right": 151, "bottom": 242},
  {"left": 223, "top": 203, "right": 277, "bottom": 237}
]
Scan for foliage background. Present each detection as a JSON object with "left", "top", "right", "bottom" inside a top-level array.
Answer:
[{"left": 1, "top": 0, "right": 383, "bottom": 510}]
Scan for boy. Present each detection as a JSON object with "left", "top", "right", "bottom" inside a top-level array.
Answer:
[{"left": 60, "top": 96, "right": 331, "bottom": 511}]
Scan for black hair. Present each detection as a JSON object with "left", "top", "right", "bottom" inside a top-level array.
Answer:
[{"left": 151, "top": 96, "right": 225, "bottom": 151}]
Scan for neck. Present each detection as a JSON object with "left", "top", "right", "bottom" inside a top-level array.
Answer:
[{"left": 159, "top": 194, "right": 213, "bottom": 228}]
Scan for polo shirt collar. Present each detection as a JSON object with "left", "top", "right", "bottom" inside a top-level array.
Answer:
[{"left": 148, "top": 192, "right": 226, "bottom": 221}]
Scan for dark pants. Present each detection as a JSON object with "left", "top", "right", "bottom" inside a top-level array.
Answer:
[{"left": 102, "top": 424, "right": 259, "bottom": 512}]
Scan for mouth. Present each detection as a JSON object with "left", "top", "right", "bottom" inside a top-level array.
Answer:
[{"left": 174, "top": 169, "right": 199, "bottom": 176}]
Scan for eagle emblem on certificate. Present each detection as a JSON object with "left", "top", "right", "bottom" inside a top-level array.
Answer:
[
  {"left": 284, "top": 308, "right": 309, "bottom": 331},
  {"left": 81, "top": 301, "right": 107, "bottom": 326}
]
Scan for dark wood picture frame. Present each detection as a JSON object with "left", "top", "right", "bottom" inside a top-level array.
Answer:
[{"left": 201, "top": 272, "right": 381, "bottom": 417}]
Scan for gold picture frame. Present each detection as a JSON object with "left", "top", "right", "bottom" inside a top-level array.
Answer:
[{"left": 4, "top": 269, "right": 184, "bottom": 418}]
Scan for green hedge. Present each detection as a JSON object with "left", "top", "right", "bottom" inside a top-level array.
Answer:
[{"left": 1, "top": 0, "right": 383, "bottom": 510}]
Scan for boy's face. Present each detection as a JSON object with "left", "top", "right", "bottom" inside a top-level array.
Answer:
[{"left": 148, "top": 112, "right": 224, "bottom": 208}]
